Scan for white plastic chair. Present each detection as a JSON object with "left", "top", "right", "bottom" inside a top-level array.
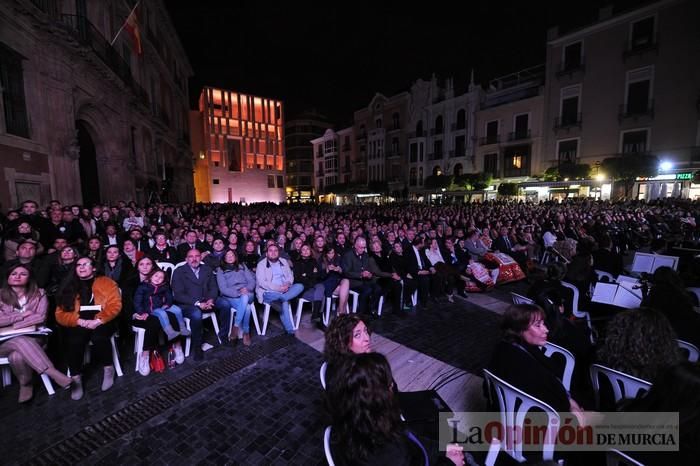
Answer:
[
  {"left": 323, "top": 291, "right": 359, "bottom": 326},
  {"left": 0, "top": 357, "right": 56, "bottom": 395},
  {"left": 511, "top": 292, "right": 535, "bottom": 305},
  {"left": 590, "top": 364, "right": 652, "bottom": 409},
  {"left": 227, "top": 302, "right": 263, "bottom": 338},
  {"left": 594, "top": 269, "right": 616, "bottom": 283},
  {"left": 132, "top": 326, "right": 147, "bottom": 372},
  {"left": 542, "top": 342, "right": 575, "bottom": 392},
  {"left": 323, "top": 425, "right": 335, "bottom": 466},
  {"left": 606, "top": 449, "right": 645, "bottom": 466},
  {"left": 295, "top": 298, "right": 311, "bottom": 330},
  {"left": 68, "top": 334, "right": 123, "bottom": 378},
  {"left": 376, "top": 296, "right": 385, "bottom": 316},
  {"left": 183, "top": 312, "right": 223, "bottom": 357},
  {"left": 319, "top": 361, "right": 327, "bottom": 390},
  {"left": 560, "top": 281, "right": 595, "bottom": 343},
  {"left": 156, "top": 261, "right": 175, "bottom": 274},
  {"left": 677, "top": 339, "right": 699, "bottom": 362},
  {"left": 482, "top": 369, "right": 561, "bottom": 463}
]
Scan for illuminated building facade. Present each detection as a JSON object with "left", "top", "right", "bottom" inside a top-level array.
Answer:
[{"left": 191, "top": 87, "right": 285, "bottom": 204}]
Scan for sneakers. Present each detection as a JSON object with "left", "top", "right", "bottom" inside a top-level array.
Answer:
[
  {"left": 138, "top": 353, "right": 151, "bottom": 376},
  {"left": 102, "top": 366, "right": 116, "bottom": 391},
  {"left": 173, "top": 344, "right": 185, "bottom": 364}
]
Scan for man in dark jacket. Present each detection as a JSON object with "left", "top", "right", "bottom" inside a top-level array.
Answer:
[
  {"left": 171, "top": 248, "right": 230, "bottom": 360},
  {"left": 341, "top": 237, "right": 381, "bottom": 315}
]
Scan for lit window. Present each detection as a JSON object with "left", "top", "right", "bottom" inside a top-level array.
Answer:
[{"left": 512, "top": 155, "right": 522, "bottom": 169}]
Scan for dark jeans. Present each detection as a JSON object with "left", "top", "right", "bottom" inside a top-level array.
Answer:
[
  {"left": 62, "top": 319, "right": 117, "bottom": 374},
  {"left": 353, "top": 281, "right": 382, "bottom": 314},
  {"left": 179, "top": 301, "right": 231, "bottom": 350},
  {"left": 131, "top": 313, "right": 180, "bottom": 351},
  {"left": 378, "top": 277, "right": 403, "bottom": 313}
]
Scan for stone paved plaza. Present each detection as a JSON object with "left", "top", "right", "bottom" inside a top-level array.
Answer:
[{"left": 0, "top": 281, "right": 529, "bottom": 465}]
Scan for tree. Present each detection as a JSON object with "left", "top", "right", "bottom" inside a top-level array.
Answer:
[
  {"left": 601, "top": 154, "right": 658, "bottom": 199},
  {"left": 424, "top": 174, "right": 453, "bottom": 190},
  {"left": 497, "top": 182, "right": 520, "bottom": 197},
  {"left": 542, "top": 163, "right": 591, "bottom": 181}
]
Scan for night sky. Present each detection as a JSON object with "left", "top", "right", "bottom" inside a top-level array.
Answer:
[{"left": 166, "top": 0, "right": 650, "bottom": 126}]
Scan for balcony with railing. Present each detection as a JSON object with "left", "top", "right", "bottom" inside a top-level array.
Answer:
[
  {"left": 450, "top": 123, "right": 466, "bottom": 132},
  {"left": 430, "top": 128, "right": 444, "bottom": 136},
  {"left": 386, "top": 151, "right": 401, "bottom": 159},
  {"left": 507, "top": 129, "right": 532, "bottom": 141},
  {"left": 618, "top": 100, "right": 654, "bottom": 121},
  {"left": 623, "top": 38, "right": 658, "bottom": 59},
  {"left": 427, "top": 152, "right": 443, "bottom": 161},
  {"left": 58, "top": 14, "right": 151, "bottom": 108},
  {"left": 478, "top": 135, "right": 500, "bottom": 146},
  {"left": 449, "top": 149, "right": 467, "bottom": 158},
  {"left": 555, "top": 61, "right": 586, "bottom": 78},
  {"left": 553, "top": 114, "right": 582, "bottom": 130},
  {"left": 408, "top": 131, "right": 426, "bottom": 138}
]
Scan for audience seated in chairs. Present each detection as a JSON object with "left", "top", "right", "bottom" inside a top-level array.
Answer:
[
  {"left": 368, "top": 239, "right": 403, "bottom": 313},
  {"left": 596, "top": 308, "right": 681, "bottom": 405},
  {"left": 388, "top": 241, "right": 418, "bottom": 312},
  {"left": 293, "top": 244, "right": 325, "bottom": 325},
  {"left": 341, "top": 237, "right": 382, "bottom": 316},
  {"left": 621, "top": 362, "right": 700, "bottom": 466},
  {"left": 132, "top": 269, "right": 187, "bottom": 376},
  {"left": 171, "top": 248, "right": 230, "bottom": 361},
  {"left": 216, "top": 249, "right": 255, "bottom": 346},
  {"left": 55, "top": 256, "right": 121, "bottom": 400},
  {"left": 325, "top": 352, "right": 465, "bottom": 466},
  {"left": 643, "top": 266, "right": 700, "bottom": 348},
  {"left": 0, "top": 264, "right": 72, "bottom": 402},
  {"left": 318, "top": 246, "right": 351, "bottom": 324},
  {"left": 255, "top": 244, "right": 303, "bottom": 335},
  {"left": 487, "top": 304, "right": 595, "bottom": 426}
]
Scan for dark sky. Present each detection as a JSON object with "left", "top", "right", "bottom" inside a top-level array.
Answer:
[{"left": 166, "top": 1, "right": 649, "bottom": 126}]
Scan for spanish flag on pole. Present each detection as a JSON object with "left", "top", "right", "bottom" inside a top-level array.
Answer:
[{"left": 111, "top": 1, "right": 142, "bottom": 55}]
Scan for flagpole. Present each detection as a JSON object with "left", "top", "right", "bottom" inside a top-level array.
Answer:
[{"left": 110, "top": 0, "right": 140, "bottom": 46}]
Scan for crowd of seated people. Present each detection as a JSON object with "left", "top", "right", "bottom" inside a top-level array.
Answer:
[{"left": 0, "top": 196, "right": 698, "bottom": 411}]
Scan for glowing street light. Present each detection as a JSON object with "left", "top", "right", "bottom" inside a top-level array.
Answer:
[
  {"left": 659, "top": 161, "right": 673, "bottom": 172},
  {"left": 595, "top": 173, "right": 605, "bottom": 182}
]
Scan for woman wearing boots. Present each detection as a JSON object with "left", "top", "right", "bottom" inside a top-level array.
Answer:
[
  {"left": 0, "top": 265, "right": 72, "bottom": 402},
  {"left": 55, "top": 256, "right": 121, "bottom": 400},
  {"left": 294, "top": 244, "right": 325, "bottom": 327},
  {"left": 216, "top": 250, "right": 256, "bottom": 346}
]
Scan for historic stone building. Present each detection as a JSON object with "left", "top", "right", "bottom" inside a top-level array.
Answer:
[{"left": 0, "top": 0, "right": 193, "bottom": 210}]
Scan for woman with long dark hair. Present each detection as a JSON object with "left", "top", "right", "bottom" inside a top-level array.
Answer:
[
  {"left": 216, "top": 249, "right": 255, "bottom": 346},
  {"left": 326, "top": 352, "right": 464, "bottom": 466},
  {"left": 55, "top": 256, "right": 121, "bottom": 400},
  {"left": 0, "top": 264, "right": 72, "bottom": 402}
]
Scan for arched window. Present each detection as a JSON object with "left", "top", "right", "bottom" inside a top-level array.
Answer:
[
  {"left": 416, "top": 121, "right": 423, "bottom": 137},
  {"left": 409, "top": 167, "right": 417, "bottom": 186},
  {"left": 456, "top": 109, "right": 466, "bottom": 130},
  {"left": 375, "top": 118, "right": 382, "bottom": 129},
  {"left": 392, "top": 112, "right": 400, "bottom": 129},
  {"left": 434, "top": 115, "right": 443, "bottom": 134},
  {"left": 453, "top": 163, "right": 463, "bottom": 176},
  {"left": 418, "top": 167, "right": 424, "bottom": 185}
]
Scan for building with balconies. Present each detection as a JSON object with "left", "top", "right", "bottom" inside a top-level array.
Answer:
[
  {"left": 284, "top": 112, "right": 332, "bottom": 203},
  {"left": 191, "top": 87, "right": 285, "bottom": 204},
  {"left": 473, "top": 65, "right": 545, "bottom": 194},
  {"left": 353, "top": 92, "right": 410, "bottom": 198},
  {"left": 406, "top": 74, "right": 481, "bottom": 197},
  {"left": 0, "top": 0, "right": 193, "bottom": 208},
  {"left": 542, "top": 0, "right": 700, "bottom": 200}
]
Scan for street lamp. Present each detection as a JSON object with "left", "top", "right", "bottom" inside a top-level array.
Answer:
[{"left": 659, "top": 161, "right": 673, "bottom": 172}]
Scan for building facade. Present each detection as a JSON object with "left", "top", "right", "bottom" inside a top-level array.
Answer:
[
  {"left": 284, "top": 112, "right": 332, "bottom": 202},
  {"left": 543, "top": 0, "right": 700, "bottom": 199},
  {"left": 474, "top": 66, "right": 546, "bottom": 199},
  {"left": 191, "top": 87, "right": 285, "bottom": 204},
  {"left": 0, "top": 0, "right": 193, "bottom": 209},
  {"left": 406, "top": 75, "right": 481, "bottom": 197},
  {"left": 353, "top": 92, "right": 410, "bottom": 198}
]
